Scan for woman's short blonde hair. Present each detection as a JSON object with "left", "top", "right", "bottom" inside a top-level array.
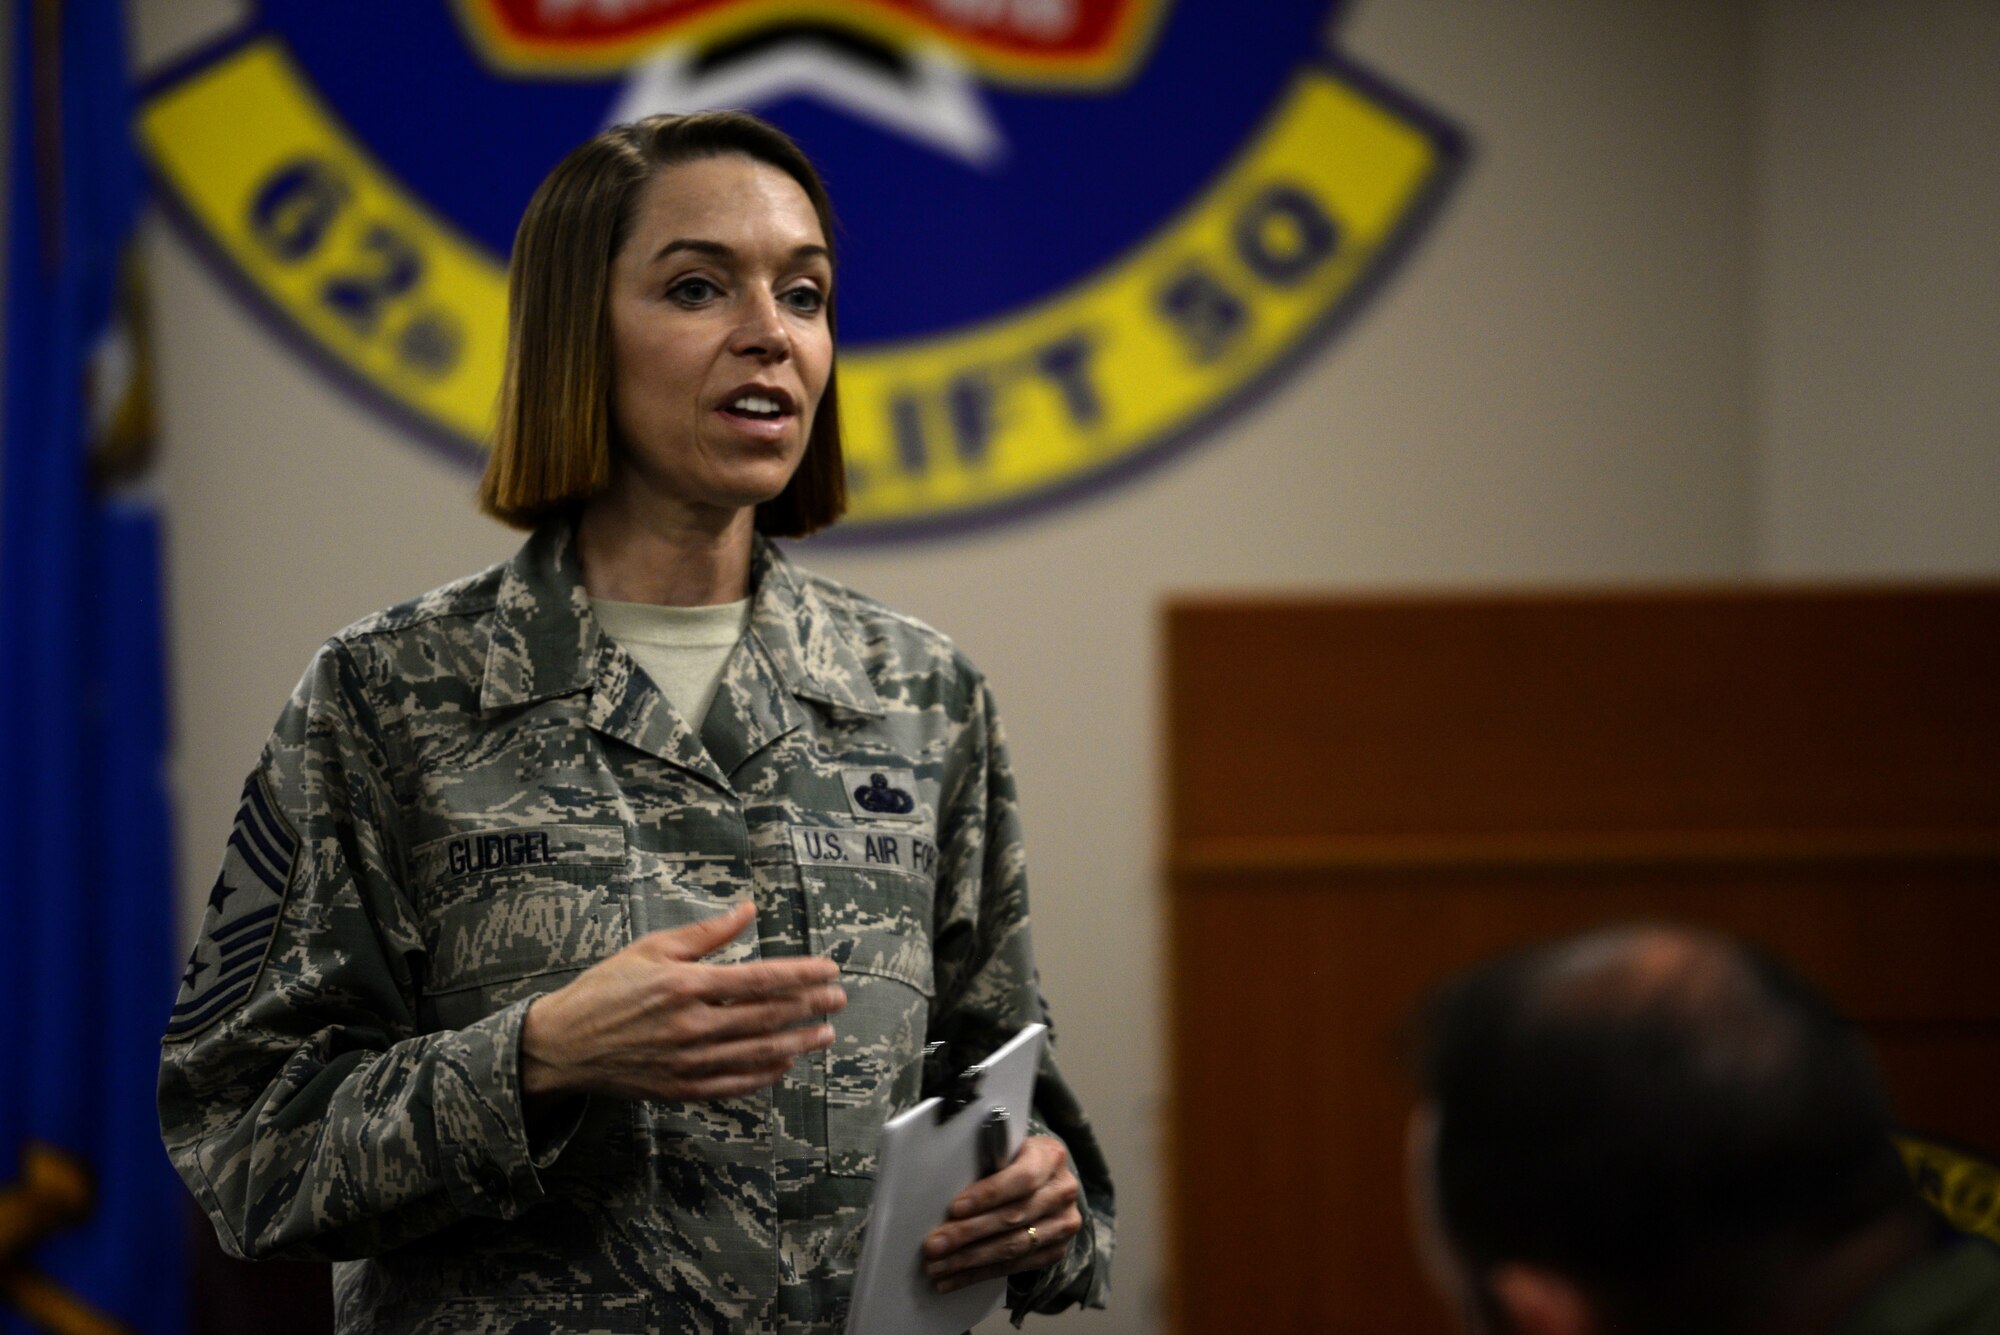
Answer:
[{"left": 478, "top": 111, "right": 847, "bottom": 537}]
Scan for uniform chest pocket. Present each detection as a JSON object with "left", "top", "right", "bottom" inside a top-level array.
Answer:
[
  {"left": 798, "top": 850, "right": 937, "bottom": 1179},
  {"left": 412, "top": 824, "right": 629, "bottom": 1032}
]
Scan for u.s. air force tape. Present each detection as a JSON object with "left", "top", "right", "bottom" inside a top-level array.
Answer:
[{"left": 791, "top": 824, "right": 939, "bottom": 880}]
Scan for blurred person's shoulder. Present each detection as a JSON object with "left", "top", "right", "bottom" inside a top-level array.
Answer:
[{"left": 1838, "top": 1238, "right": 2000, "bottom": 1335}]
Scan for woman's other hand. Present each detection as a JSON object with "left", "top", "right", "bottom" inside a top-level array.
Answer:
[
  {"left": 519, "top": 899, "right": 845, "bottom": 1103},
  {"left": 921, "top": 1135, "right": 1082, "bottom": 1292}
]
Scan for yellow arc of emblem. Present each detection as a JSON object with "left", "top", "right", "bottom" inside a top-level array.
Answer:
[
  {"left": 140, "top": 38, "right": 1448, "bottom": 535},
  {"left": 1900, "top": 1134, "right": 2000, "bottom": 1246}
]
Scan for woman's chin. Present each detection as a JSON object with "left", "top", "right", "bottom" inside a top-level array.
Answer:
[
  {"left": 603, "top": 453, "right": 803, "bottom": 522},
  {"left": 714, "top": 462, "right": 804, "bottom": 512}
]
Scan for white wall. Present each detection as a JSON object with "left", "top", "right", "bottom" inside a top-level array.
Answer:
[
  {"left": 109, "top": 2, "right": 1999, "bottom": 1331},
  {"left": 1753, "top": 0, "right": 2000, "bottom": 576}
]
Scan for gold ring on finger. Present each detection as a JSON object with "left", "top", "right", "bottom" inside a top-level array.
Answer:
[{"left": 1025, "top": 1225, "right": 1039, "bottom": 1248}]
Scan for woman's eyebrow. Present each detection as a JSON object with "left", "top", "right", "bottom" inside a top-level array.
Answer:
[{"left": 649, "top": 238, "right": 832, "bottom": 266}]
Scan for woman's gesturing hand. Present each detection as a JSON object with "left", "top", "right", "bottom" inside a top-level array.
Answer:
[
  {"left": 519, "top": 899, "right": 846, "bottom": 1104},
  {"left": 921, "top": 1135, "right": 1082, "bottom": 1293}
]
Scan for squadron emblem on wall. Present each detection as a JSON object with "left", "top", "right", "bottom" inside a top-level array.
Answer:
[{"left": 140, "top": 1, "right": 1464, "bottom": 539}]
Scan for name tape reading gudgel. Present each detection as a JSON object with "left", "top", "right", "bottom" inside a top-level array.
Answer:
[
  {"left": 448, "top": 830, "right": 554, "bottom": 875},
  {"left": 791, "top": 824, "right": 939, "bottom": 879},
  {"left": 413, "top": 822, "right": 627, "bottom": 885}
]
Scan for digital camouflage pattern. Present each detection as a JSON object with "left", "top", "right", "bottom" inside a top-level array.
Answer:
[{"left": 158, "top": 522, "right": 1114, "bottom": 1334}]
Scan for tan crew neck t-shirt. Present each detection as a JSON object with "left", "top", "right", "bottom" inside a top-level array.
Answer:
[{"left": 590, "top": 596, "right": 751, "bottom": 729}]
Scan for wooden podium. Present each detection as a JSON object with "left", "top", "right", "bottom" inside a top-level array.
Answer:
[{"left": 1163, "top": 587, "right": 2000, "bottom": 1334}]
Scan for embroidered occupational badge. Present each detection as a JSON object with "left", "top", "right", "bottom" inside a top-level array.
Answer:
[
  {"left": 844, "top": 768, "right": 920, "bottom": 819},
  {"left": 138, "top": 2, "right": 1464, "bottom": 539},
  {"left": 164, "top": 774, "right": 298, "bottom": 1040}
]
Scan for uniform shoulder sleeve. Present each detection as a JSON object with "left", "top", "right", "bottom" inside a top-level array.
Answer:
[
  {"left": 158, "top": 635, "right": 561, "bottom": 1260},
  {"left": 927, "top": 677, "right": 1116, "bottom": 1318}
]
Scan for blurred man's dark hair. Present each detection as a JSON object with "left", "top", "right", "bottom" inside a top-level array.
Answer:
[{"left": 1411, "top": 926, "right": 1964, "bottom": 1335}]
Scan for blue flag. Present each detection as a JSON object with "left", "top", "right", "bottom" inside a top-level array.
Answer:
[{"left": 0, "top": 2, "right": 186, "bottom": 1331}]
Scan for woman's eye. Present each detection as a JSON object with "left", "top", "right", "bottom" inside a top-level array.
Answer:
[
  {"left": 668, "top": 277, "right": 719, "bottom": 305},
  {"left": 781, "top": 286, "right": 826, "bottom": 316}
]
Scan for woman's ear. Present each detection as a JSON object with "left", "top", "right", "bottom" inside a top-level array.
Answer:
[{"left": 1488, "top": 1264, "right": 1598, "bottom": 1335}]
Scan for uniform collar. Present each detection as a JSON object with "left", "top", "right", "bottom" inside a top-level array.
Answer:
[
  {"left": 480, "top": 519, "right": 594, "bottom": 711},
  {"left": 743, "top": 537, "right": 884, "bottom": 719},
  {"left": 480, "top": 519, "right": 883, "bottom": 720}
]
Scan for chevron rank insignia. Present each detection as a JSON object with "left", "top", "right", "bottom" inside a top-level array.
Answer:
[{"left": 165, "top": 773, "right": 298, "bottom": 1040}]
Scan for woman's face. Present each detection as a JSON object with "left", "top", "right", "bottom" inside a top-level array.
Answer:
[{"left": 604, "top": 154, "right": 833, "bottom": 521}]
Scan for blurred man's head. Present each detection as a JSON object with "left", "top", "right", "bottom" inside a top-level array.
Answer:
[{"left": 1409, "top": 927, "right": 1929, "bottom": 1335}]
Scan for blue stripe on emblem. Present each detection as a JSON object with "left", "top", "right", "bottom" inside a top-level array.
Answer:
[
  {"left": 243, "top": 779, "right": 295, "bottom": 853},
  {"left": 214, "top": 934, "right": 274, "bottom": 978},
  {"left": 165, "top": 981, "right": 260, "bottom": 1036},
  {"left": 170, "top": 956, "right": 267, "bottom": 1017},
  {"left": 227, "top": 775, "right": 299, "bottom": 895},
  {"left": 213, "top": 905, "right": 279, "bottom": 945},
  {"left": 226, "top": 828, "right": 286, "bottom": 895},
  {"left": 243, "top": 774, "right": 280, "bottom": 831},
  {"left": 236, "top": 810, "right": 290, "bottom": 886},
  {"left": 244, "top": 778, "right": 297, "bottom": 857}
]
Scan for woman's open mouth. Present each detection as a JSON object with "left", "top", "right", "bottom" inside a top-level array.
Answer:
[{"left": 716, "top": 385, "right": 798, "bottom": 440}]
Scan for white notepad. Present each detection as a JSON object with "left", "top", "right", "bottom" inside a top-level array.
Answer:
[{"left": 844, "top": 1024, "right": 1048, "bottom": 1335}]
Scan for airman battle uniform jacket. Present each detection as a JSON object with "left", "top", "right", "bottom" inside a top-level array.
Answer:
[{"left": 158, "top": 522, "right": 1114, "bottom": 1334}]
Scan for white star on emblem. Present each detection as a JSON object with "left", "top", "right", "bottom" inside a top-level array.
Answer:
[{"left": 605, "top": 37, "right": 1007, "bottom": 167}]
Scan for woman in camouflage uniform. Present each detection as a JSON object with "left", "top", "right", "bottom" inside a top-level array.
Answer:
[{"left": 160, "top": 112, "right": 1113, "bottom": 1335}]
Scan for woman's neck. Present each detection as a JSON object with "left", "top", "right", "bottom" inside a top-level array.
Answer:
[{"left": 575, "top": 491, "right": 757, "bottom": 607}]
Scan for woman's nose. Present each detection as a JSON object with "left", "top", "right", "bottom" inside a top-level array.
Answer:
[{"left": 729, "top": 293, "right": 791, "bottom": 363}]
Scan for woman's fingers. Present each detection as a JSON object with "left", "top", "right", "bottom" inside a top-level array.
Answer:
[
  {"left": 926, "top": 1174, "right": 1080, "bottom": 1267},
  {"left": 679, "top": 984, "right": 847, "bottom": 1043},
  {"left": 932, "top": 1238, "right": 1073, "bottom": 1294},
  {"left": 598, "top": 1028, "right": 824, "bottom": 1100},
  {"left": 652, "top": 1062, "right": 797, "bottom": 1102},
  {"left": 947, "top": 1135, "right": 1067, "bottom": 1220},
  {"left": 669, "top": 1023, "right": 836, "bottom": 1077},
  {"left": 688, "top": 955, "right": 842, "bottom": 1002},
  {"left": 921, "top": 1137, "right": 1080, "bottom": 1284},
  {"left": 925, "top": 1205, "right": 1082, "bottom": 1288},
  {"left": 524, "top": 910, "right": 856, "bottom": 1103}
]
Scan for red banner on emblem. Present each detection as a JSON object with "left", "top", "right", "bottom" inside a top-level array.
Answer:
[{"left": 458, "top": 0, "right": 1162, "bottom": 84}]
